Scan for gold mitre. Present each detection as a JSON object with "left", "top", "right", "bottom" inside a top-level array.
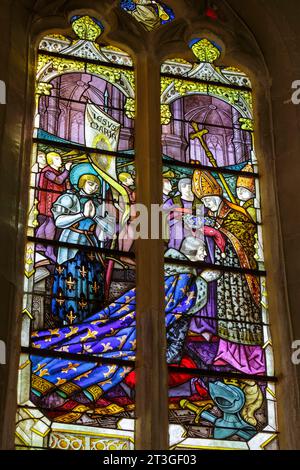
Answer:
[
  {"left": 237, "top": 164, "right": 255, "bottom": 193},
  {"left": 192, "top": 169, "right": 222, "bottom": 199}
]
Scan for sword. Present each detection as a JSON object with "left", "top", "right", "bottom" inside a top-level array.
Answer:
[{"left": 180, "top": 399, "right": 213, "bottom": 424}]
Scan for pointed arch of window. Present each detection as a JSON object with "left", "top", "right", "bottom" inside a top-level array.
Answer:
[
  {"left": 161, "top": 38, "right": 278, "bottom": 450},
  {"left": 15, "top": 10, "right": 279, "bottom": 452}
]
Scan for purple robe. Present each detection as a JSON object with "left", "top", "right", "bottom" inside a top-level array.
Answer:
[
  {"left": 189, "top": 235, "right": 217, "bottom": 337},
  {"left": 163, "top": 196, "right": 194, "bottom": 250}
]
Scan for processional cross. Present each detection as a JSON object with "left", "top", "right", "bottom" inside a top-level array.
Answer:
[{"left": 190, "top": 122, "right": 236, "bottom": 204}]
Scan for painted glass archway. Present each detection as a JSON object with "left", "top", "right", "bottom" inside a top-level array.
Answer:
[
  {"left": 17, "top": 16, "right": 137, "bottom": 451},
  {"left": 161, "top": 38, "right": 278, "bottom": 450}
]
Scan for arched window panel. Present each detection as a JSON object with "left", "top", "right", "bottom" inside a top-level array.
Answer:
[
  {"left": 120, "top": 1, "right": 175, "bottom": 31},
  {"left": 17, "top": 16, "right": 137, "bottom": 450},
  {"left": 161, "top": 39, "right": 278, "bottom": 450}
]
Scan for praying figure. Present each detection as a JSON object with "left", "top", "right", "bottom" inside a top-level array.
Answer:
[
  {"left": 162, "top": 171, "right": 174, "bottom": 203},
  {"left": 51, "top": 163, "right": 115, "bottom": 325},
  {"left": 164, "top": 177, "right": 201, "bottom": 250},
  {"left": 118, "top": 172, "right": 136, "bottom": 252},
  {"left": 236, "top": 163, "right": 256, "bottom": 222}
]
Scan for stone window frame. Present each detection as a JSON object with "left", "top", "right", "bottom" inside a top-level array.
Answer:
[{"left": 0, "top": 0, "right": 298, "bottom": 450}]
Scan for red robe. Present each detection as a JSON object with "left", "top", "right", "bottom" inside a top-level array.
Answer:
[{"left": 38, "top": 166, "right": 69, "bottom": 217}]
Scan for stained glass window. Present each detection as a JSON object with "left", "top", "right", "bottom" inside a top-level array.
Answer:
[
  {"left": 120, "top": 0, "right": 175, "bottom": 31},
  {"left": 16, "top": 10, "right": 278, "bottom": 452},
  {"left": 161, "top": 38, "right": 278, "bottom": 450},
  {"left": 16, "top": 16, "right": 137, "bottom": 450}
]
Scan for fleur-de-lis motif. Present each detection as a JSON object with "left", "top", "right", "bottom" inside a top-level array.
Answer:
[
  {"left": 87, "top": 252, "right": 96, "bottom": 262},
  {"left": 61, "top": 362, "right": 80, "bottom": 374},
  {"left": 79, "top": 265, "right": 88, "bottom": 278},
  {"left": 55, "top": 289, "right": 65, "bottom": 307},
  {"left": 92, "top": 280, "right": 101, "bottom": 295},
  {"left": 103, "top": 365, "right": 117, "bottom": 378},
  {"left": 66, "top": 275, "right": 76, "bottom": 291},
  {"left": 66, "top": 309, "right": 77, "bottom": 324},
  {"left": 80, "top": 328, "right": 98, "bottom": 342},
  {"left": 56, "top": 377, "right": 67, "bottom": 386},
  {"left": 56, "top": 265, "right": 65, "bottom": 276},
  {"left": 39, "top": 368, "right": 50, "bottom": 378},
  {"left": 78, "top": 294, "right": 88, "bottom": 310},
  {"left": 185, "top": 291, "right": 196, "bottom": 305},
  {"left": 101, "top": 342, "right": 113, "bottom": 352},
  {"left": 74, "top": 369, "right": 93, "bottom": 382},
  {"left": 65, "top": 327, "right": 79, "bottom": 338}
]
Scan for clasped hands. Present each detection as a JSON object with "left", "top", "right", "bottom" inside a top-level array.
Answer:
[{"left": 83, "top": 200, "right": 96, "bottom": 218}]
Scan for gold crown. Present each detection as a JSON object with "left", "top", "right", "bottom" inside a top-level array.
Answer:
[
  {"left": 237, "top": 164, "right": 255, "bottom": 193},
  {"left": 192, "top": 169, "right": 222, "bottom": 199}
]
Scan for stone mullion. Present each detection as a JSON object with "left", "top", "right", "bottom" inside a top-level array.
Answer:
[{"left": 135, "top": 53, "right": 169, "bottom": 450}]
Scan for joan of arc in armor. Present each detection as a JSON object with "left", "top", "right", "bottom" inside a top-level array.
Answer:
[{"left": 51, "top": 163, "right": 115, "bottom": 326}]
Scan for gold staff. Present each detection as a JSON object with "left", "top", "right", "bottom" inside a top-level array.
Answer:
[
  {"left": 190, "top": 123, "right": 236, "bottom": 204},
  {"left": 61, "top": 150, "right": 87, "bottom": 164}
]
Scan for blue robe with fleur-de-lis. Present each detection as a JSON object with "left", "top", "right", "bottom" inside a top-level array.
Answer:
[
  {"left": 31, "top": 268, "right": 208, "bottom": 402},
  {"left": 51, "top": 192, "right": 107, "bottom": 325},
  {"left": 51, "top": 248, "right": 105, "bottom": 325}
]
